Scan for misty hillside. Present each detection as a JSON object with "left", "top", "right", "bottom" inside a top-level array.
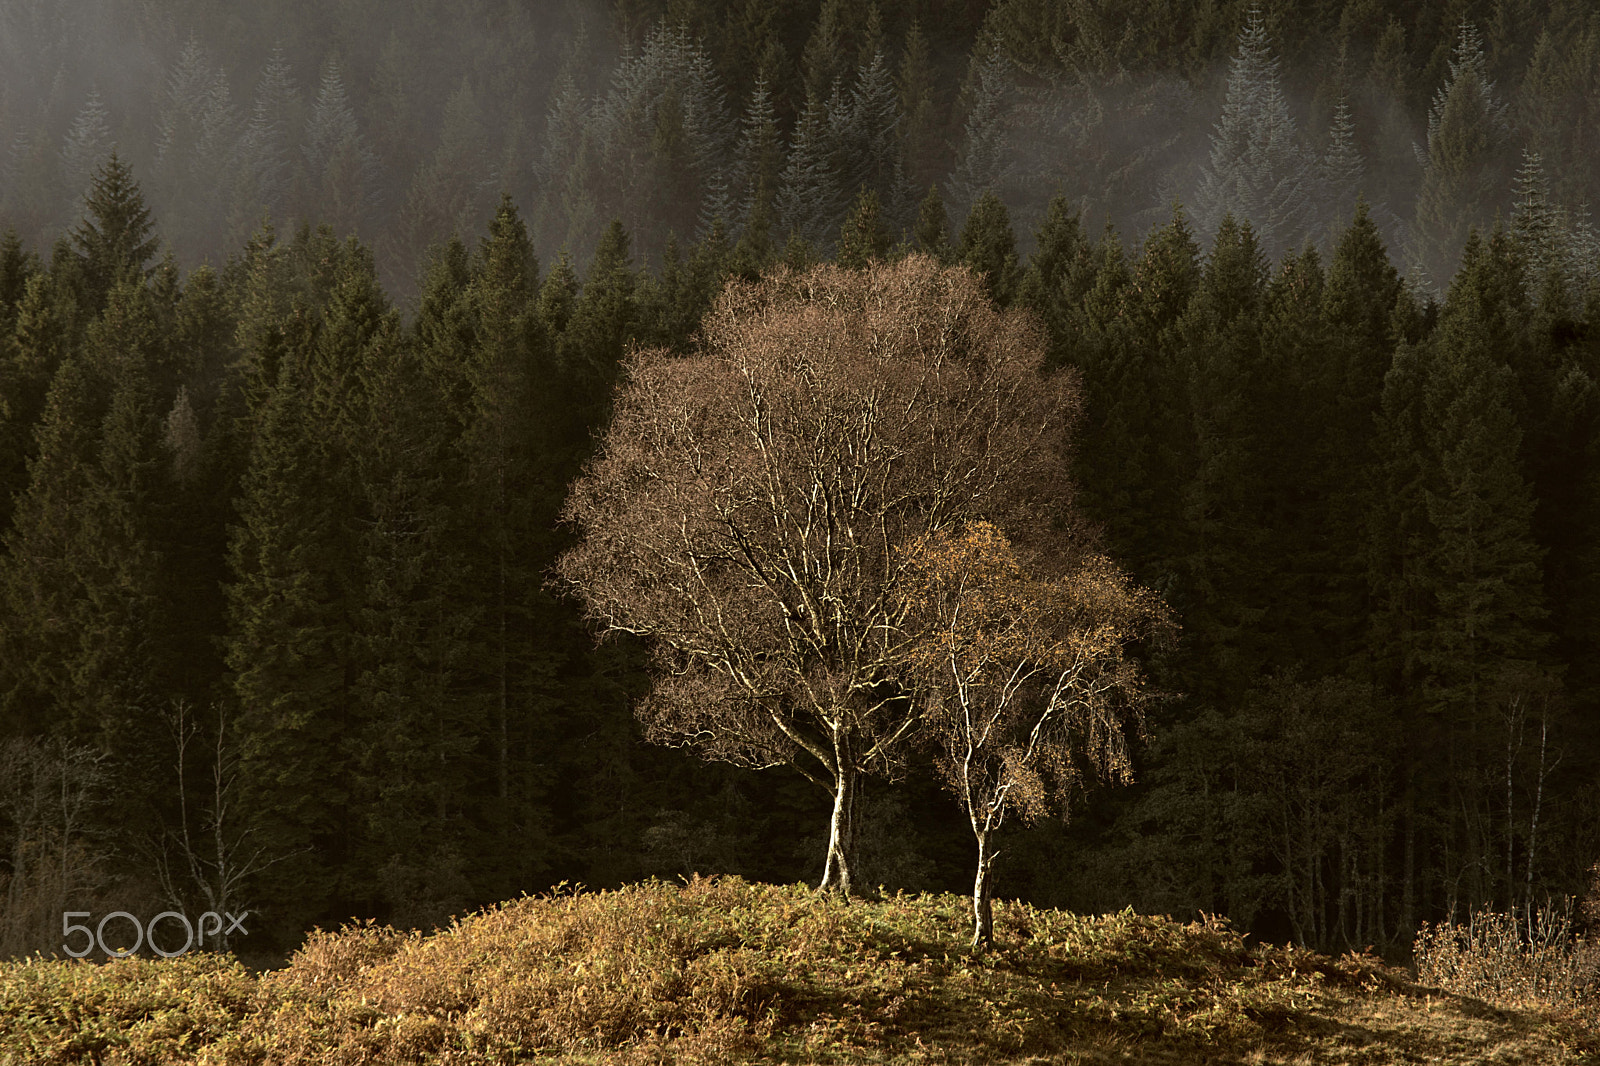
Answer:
[{"left": 4, "top": 0, "right": 1599, "bottom": 292}]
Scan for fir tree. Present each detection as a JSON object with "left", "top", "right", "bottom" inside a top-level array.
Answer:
[
  {"left": 837, "top": 188, "right": 893, "bottom": 269},
  {"left": 775, "top": 93, "right": 846, "bottom": 249},
  {"left": 956, "top": 190, "right": 1019, "bottom": 306},
  {"left": 70, "top": 152, "right": 159, "bottom": 312},
  {"left": 302, "top": 55, "right": 381, "bottom": 237},
  {"left": 59, "top": 90, "right": 113, "bottom": 208},
  {"left": 1410, "top": 22, "right": 1510, "bottom": 293},
  {"left": 230, "top": 46, "right": 299, "bottom": 243},
  {"left": 1193, "top": 8, "right": 1316, "bottom": 263},
  {"left": 910, "top": 185, "right": 952, "bottom": 263},
  {"left": 948, "top": 49, "right": 1010, "bottom": 214}
]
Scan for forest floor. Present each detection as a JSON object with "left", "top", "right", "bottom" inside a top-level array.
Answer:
[{"left": 0, "top": 875, "right": 1594, "bottom": 1064}]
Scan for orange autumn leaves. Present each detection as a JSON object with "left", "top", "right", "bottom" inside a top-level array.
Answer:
[{"left": 896, "top": 521, "right": 1171, "bottom": 828}]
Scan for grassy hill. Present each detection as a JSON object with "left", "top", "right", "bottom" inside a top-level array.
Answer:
[{"left": 1, "top": 876, "right": 1594, "bottom": 1064}]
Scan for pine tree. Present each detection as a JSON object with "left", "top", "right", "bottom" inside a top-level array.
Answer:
[
  {"left": 837, "top": 188, "right": 893, "bottom": 269},
  {"left": 949, "top": 48, "right": 1010, "bottom": 214},
  {"left": 956, "top": 190, "right": 1019, "bottom": 306},
  {"left": 153, "top": 34, "right": 238, "bottom": 262},
  {"left": 1410, "top": 22, "right": 1510, "bottom": 293},
  {"left": 898, "top": 20, "right": 944, "bottom": 196},
  {"left": 775, "top": 93, "right": 846, "bottom": 249},
  {"left": 230, "top": 46, "right": 300, "bottom": 243},
  {"left": 302, "top": 55, "right": 381, "bottom": 237},
  {"left": 1193, "top": 8, "right": 1316, "bottom": 263},
  {"left": 59, "top": 91, "right": 113, "bottom": 209},
  {"left": 70, "top": 152, "right": 159, "bottom": 312},
  {"left": 910, "top": 185, "right": 952, "bottom": 263},
  {"left": 1320, "top": 95, "right": 1365, "bottom": 236}
]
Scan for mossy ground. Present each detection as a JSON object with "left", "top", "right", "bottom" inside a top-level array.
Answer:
[{"left": 2, "top": 876, "right": 1594, "bottom": 1064}]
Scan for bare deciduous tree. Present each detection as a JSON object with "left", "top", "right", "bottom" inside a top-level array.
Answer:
[
  {"left": 897, "top": 521, "right": 1168, "bottom": 947},
  {"left": 554, "top": 255, "right": 1078, "bottom": 894},
  {"left": 152, "top": 699, "right": 303, "bottom": 950},
  {"left": 0, "top": 736, "right": 112, "bottom": 956}
]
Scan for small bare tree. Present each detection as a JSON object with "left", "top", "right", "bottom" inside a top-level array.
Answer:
[
  {"left": 555, "top": 256, "right": 1079, "bottom": 894},
  {"left": 0, "top": 736, "right": 112, "bottom": 956},
  {"left": 153, "top": 699, "right": 302, "bottom": 951},
  {"left": 897, "top": 521, "right": 1168, "bottom": 948}
]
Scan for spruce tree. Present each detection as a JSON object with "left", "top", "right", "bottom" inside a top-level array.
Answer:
[
  {"left": 730, "top": 74, "right": 782, "bottom": 250},
  {"left": 955, "top": 190, "right": 1019, "bottom": 306},
  {"left": 1410, "top": 22, "right": 1510, "bottom": 293},
  {"left": 1193, "top": 8, "right": 1315, "bottom": 262},
  {"left": 910, "top": 185, "right": 952, "bottom": 263},
  {"left": 1, "top": 270, "right": 73, "bottom": 539},
  {"left": 71, "top": 152, "right": 159, "bottom": 312},
  {"left": 230, "top": 45, "right": 299, "bottom": 238},
  {"left": 1017, "top": 195, "right": 1092, "bottom": 367},
  {"left": 837, "top": 188, "right": 893, "bottom": 269},
  {"left": 0, "top": 356, "right": 103, "bottom": 737},
  {"left": 59, "top": 90, "right": 113, "bottom": 209},
  {"left": 775, "top": 93, "right": 846, "bottom": 250},
  {"left": 302, "top": 55, "right": 381, "bottom": 237},
  {"left": 1320, "top": 95, "right": 1365, "bottom": 235},
  {"left": 153, "top": 34, "right": 238, "bottom": 263},
  {"left": 225, "top": 244, "right": 383, "bottom": 932},
  {"left": 559, "top": 220, "right": 638, "bottom": 432},
  {"left": 898, "top": 21, "right": 943, "bottom": 195},
  {"left": 949, "top": 49, "right": 1010, "bottom": 213}
]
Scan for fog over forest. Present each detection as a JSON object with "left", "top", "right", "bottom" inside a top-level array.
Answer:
[
  {"left": 5, "top": 0, "right": 1597, "bottom": 292},
  {"left": 2, "top": 0, "right": 1600, "bottom": 969}
]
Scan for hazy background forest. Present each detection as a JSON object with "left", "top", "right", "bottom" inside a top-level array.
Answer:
[{"left": 1, "top": 0, "right": 1598, "bottom": 961}]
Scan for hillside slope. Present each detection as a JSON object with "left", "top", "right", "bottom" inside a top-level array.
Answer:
[{"left": 2, "top": 877, "right": 1594, "bottom": 1064}]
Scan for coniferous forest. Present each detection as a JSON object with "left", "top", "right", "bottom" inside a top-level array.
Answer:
[{"left": 2, "top": 0, "right": 1599, "bottom": 963}]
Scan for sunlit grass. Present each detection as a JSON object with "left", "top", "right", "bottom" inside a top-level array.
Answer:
[{"left": 1, "top": 875, "right": 1594, "bottom": 1064}]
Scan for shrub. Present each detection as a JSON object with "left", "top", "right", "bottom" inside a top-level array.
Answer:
[{"left": 1415, "top": 897, "right": 1600, "bottom": 1029}]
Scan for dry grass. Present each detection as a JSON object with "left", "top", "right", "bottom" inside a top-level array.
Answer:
[
  {"left": 2, "top": 876, "right": 1596, "bottom": 1064},
  {"left": 1415, "top": 901, "right": 1600, "bottom": 1032}
]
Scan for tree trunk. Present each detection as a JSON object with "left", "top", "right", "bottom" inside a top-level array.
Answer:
[
  {"left": 819, "top": 734, "right": 858, "bottom": 895},
  {"left": 972, "top": 828, "right": 995, "bottom": 951}
]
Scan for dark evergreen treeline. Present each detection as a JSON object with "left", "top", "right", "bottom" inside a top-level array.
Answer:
[
  {"left": 0, "top": 0, "right": 1597, "bottom": 959},
  {"left": 2, "top": 146, "right": 1596, "bottom": 959}
]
